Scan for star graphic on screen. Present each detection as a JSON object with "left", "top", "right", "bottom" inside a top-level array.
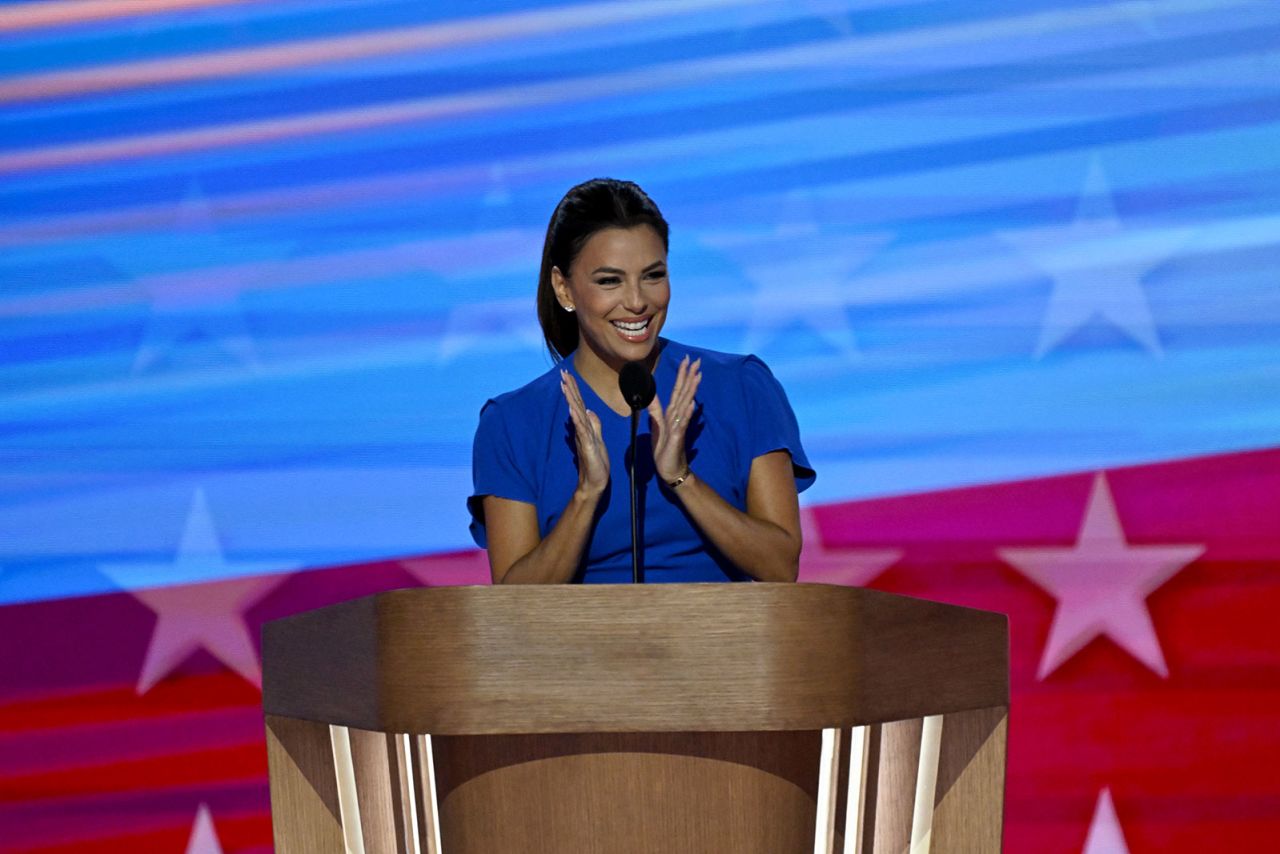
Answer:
[
  {"left": 401, "top": 549, "right": 491, "bottom": 587},
  {"left": 1115, "top": 0, "right": 1163, "bottom": 36},
  {"left": 701, "top": 192, "right": 892, "bottom": 359},
  {"left": 92, "top": 180, "right": 290, "bottom": 374},
  {"left": 802, "top": 0, "right": 857, "bottom": 37},
  {"left": 796, "top": 507, "right": 902, "bottom": 587},
  {"left": 185, "top": 803, "right": 225, "bottom": 854},
  {"left": 482, "top": 162, "right": 513, "bottom": 208},
  {"left": 998, "top": 473, "right": 1204, "bottom": 680},
  {"left": 1082, "top": 788, "right": 1131, "bottom": 854},
  {"left": 438, "top": 297, "right": 544, "bottom": 362},
  {"left": 731, "top": 0, "right": 857, "bottom": 38},
  {"left": 129, "top": 182, "right": 273, "bottom": 372},
  {"left": 99, "top": 488, "right": 296, "bottom": 694},
  {"left": 1000, "top": 156, "right": 1190, "bottom": 358}
]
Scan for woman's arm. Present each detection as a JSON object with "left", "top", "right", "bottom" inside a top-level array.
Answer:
[
  {"left": 483, "top": 490, "right": 602, "bottom": 583},
  {"left": 665, "top": 451, "right": 801, "bottom": 582},
  {"left": 648, "top": 356, "right": 802, "bottom": 582},
  {"left": 486, "top": 371, "right": 608, "bottom": 584}
]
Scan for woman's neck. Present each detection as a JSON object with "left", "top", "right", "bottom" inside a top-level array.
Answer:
[{"left": 571, "top": 340, "right": 662, "bottom": 417}]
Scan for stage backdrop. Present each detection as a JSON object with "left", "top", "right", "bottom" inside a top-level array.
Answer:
[{"left": 2, "top": 1, "right": 1278, "bottom": 851}]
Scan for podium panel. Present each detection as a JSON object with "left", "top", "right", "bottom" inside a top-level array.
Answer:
[{"left": 262, "top": 584, "right": 1008, "bottom": 852}]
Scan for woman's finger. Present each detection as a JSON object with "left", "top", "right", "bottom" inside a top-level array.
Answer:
[
  {"left": 682, "top": 367, "right": 702, "bottom": 419},
  {"left": 671, "top": 356, "right": 699, "bottom": 420},
  {"left": 587, "top": 409, "right": 604, "bottom": 444},
  {"left": 564, "top": 370, "right": 583, "bottom": 412},
  {"left": 561, "top": 373, "right": 580, "bottom": 421},
  {"left": 562, "top": 373, "right": 594, "bottom": 448},
  {"left": 669, "top": 355, "right": 690, "bottom": 411},
  {"left": 678, "top": 358, "right": 701, "bottom": 414},
  {"left": 646, "top": 392, "right": 665, "bottom": 428}
]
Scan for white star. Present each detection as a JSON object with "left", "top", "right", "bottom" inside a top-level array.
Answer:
[
  {"left": 1001, "top": 156, "right": 1190, "bottom": 358},
  {"left": 701, "top": 191, "right": 891, "bottom": 359},
  {"left": 796, "top": 507, "right": 901, "bottom": 587},
  {"left": 184, "top": 803, "right": 225, "bottom": 854},
  {"left": 802, "top": 0, "right": 857, "bottom": 37},
  {"left": 401, "top": 549, "right": 491, "bottom": 587},
  {"left": 1082, "top": 788, "right": 1131, "bottom": 854},
  {"left": 1115, "top": 0, "right": 1162, "bottom": 37},
  {"left": 482, "top": 162, "right": 513, "bottom": 208},
  {"left": 999, "top": 473, "right": 1204, "bottom": 679},
  {"left": 95, "top": 180, "right": 289, "bottom": 373},
  {"left": 99, "top": 488, "right": 296, "bottom": 694},
  {"left": 438, "top": 297, "right": 544, "bottom": 362}
]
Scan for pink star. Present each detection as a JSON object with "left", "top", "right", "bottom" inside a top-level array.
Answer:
[
  {"left": 99, "top": 489, "right": 295, "bottom": 694},
  {"left": 401, "top": 549, "right": 491, "bottom": 587},
  {"left": 999, "top": 473, "right": 1204, "bottom": 679},
  {"left": 129, "top": 571, "right": 287, "bottom": 694},
  {"left": 1082, "top": 788, "right": 1131, "bottom": 854},
  {"left": 796, "top": 507, "right": 902, "bottom": 587},
  {"left": 185, "top": 803, "right": 225, "bottom": 854}
]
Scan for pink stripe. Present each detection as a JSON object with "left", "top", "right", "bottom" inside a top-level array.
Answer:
[
  {"left": 0, "top": 230, "right": 534, "bottom": 316},
  {"left": 0, "top": 0, "right": 743, "bottom": 103},
  {"left": 0, "top": 0, "right": 259, "bottom": 34},
  {"left": 0, "top": 162, "right": 493, "bottom": 247}
]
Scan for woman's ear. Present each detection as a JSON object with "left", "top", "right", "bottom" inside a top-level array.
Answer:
[{"left": 551, "top": 266, "right": 574, "bottom": 312}]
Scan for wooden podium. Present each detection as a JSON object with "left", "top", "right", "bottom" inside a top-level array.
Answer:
[{"left": 262, "top": 583, "right": 1008, "bottom": 853}]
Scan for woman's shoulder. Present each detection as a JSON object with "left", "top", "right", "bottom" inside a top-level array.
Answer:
[
  {"left": 662, "top": 339, "right": 774, "bottom": 384},
  {"left": 662, "top": 339, "right": 765, "bottom": 372},
  {"left": 479, "top": 361, "right": 563, "bottom": 419}
]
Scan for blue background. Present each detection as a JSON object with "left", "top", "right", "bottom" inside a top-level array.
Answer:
[{"left": 2, "top": 0, "right": 1277, "bottom": 604}]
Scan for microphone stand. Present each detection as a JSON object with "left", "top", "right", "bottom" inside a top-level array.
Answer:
[
  {"left": 628, "top": 408, "right": 642, "bottom": 584},
  {"left": 618, "top": 359, "right": 654, "bottom": 585}
]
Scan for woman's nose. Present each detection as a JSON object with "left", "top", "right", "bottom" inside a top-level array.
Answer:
[{"left": 621, "top": 279, "right": 647, "bottom": 312}]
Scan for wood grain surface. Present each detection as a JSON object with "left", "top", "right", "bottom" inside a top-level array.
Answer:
[
  {"left": 436, "top": 750, "right": 819, "bottom": 854},
  {"left": 264, "top": 715, "right": 344, "bottom": 853},
  {"left": 262, "top": 583, "right": 1008, "bottom": 735},
  {"left": 931, "top": 706, "right": 1008, "bottom": 853}
]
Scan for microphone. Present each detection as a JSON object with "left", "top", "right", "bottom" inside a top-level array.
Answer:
[
  {"left": 618, "top": 361, "right": 655, "bottom": 583},
  {"left": 618, "top": 360, "right": 656, "bottom": 410}
]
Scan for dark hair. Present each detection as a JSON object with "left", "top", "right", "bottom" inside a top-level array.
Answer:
[{"left": 537, "top": 178, "right": 669, "bottom": 360}]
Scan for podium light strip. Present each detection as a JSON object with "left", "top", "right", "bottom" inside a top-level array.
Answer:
[
  {"left": 843, "top": 726, "right": 870, "bottom": 854},
  {"left": 813, "top": 727, "right": 842, "bottom": 854},
  {"left": 397, "top": 733, "right": 422, "bottom": 854},
  {"left": 329, "top": 724, "right": 367, "bottom": 854},
  {"left": 414, "top": 734, "right": 445, "bottom": 854},
  {"left": 909, "top": 715, "right": 944, "bottom": 854}
]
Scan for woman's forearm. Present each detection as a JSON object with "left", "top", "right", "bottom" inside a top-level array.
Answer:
[
  {"left": 492, "top": 488, "right": 602, "bottom": 583},
  {"left": 668, "top": 472, "right": 800, "bottom": 582}
]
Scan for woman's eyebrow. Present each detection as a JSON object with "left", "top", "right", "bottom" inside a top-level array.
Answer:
[{"left": 588, "top": 260, "right": 666, "bottom": 275}]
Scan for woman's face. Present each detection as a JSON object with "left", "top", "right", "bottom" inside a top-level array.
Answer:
[{"left": 553, "top": 225, "right": 669, "bottom": 372}]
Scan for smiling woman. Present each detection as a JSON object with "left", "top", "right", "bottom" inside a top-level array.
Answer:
[{"left": 467, "top": 178, "right": 815, "bottom": 584}]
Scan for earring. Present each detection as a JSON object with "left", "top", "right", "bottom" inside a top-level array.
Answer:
[{"left": 563, "top": 305, "right": 575, "bottom": 313}]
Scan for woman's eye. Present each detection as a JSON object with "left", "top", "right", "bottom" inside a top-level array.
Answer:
[
  {"left": 646, "top": 269, "right": 667, "bottom": 280},
  {"left": 595, "top": 277, "right": 621, "bottom": 286}
]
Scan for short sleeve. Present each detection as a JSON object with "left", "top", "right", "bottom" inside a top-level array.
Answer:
[
  {"left": 742, "top": 355, "right": 816, "bottom": 493},
  {"left": 467, "top": 398, "right": 537, "bottom": 547}
]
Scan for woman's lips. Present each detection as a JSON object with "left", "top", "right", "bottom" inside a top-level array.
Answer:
[{"left": 611, "top": 317, "right": 651, "bottom": 342}]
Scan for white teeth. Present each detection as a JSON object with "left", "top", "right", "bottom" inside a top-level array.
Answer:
[{"left": 612, "top": 318, "right": 649, "bottom": 332}]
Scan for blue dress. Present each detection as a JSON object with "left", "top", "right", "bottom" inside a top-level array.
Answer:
[{"left": 468, "top": 339, "right": 815, "bottom": 583}]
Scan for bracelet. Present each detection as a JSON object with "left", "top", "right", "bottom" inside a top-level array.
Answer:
[{"left": 666, "top": 468, "right": 691, "bottom": 489}]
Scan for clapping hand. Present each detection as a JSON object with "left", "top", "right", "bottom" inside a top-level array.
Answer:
[
  {"left": 561, "top": 371, "right": 610, "bottom": 496},
  {"left": 647, "top": 355, "right": 701, "bottom": 484}
]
